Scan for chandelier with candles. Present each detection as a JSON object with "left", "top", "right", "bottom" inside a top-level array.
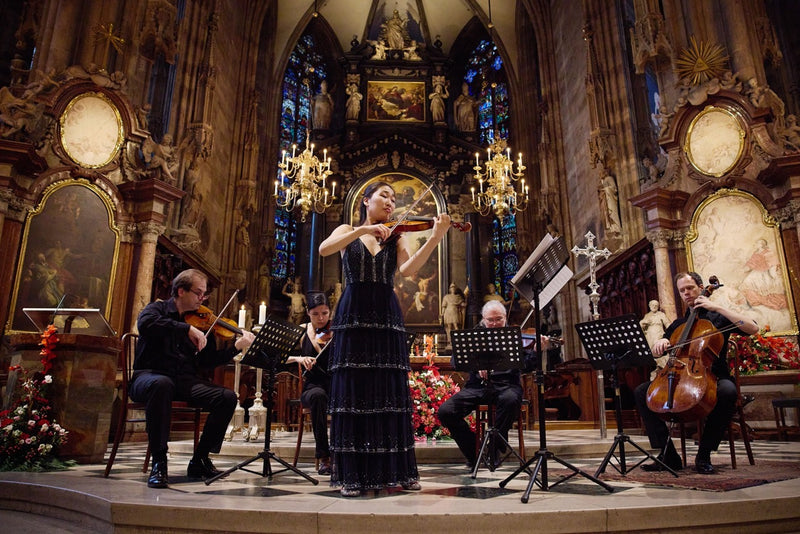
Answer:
[
  {"left": 471, "top": 136, "right": 528, "bottom": 219},
  {"left": 275, "top": 139, "right": 335, "bottom": 222}
]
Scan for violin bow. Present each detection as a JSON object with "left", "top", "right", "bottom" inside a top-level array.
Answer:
[
  {"left": 203, "top": 289, "right": 240, "bottom": 339},
  {"left": 385, "top": 182, "right": 436, "bottom": 239}
]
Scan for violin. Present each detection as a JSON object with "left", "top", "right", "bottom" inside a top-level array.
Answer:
[
  {"left": 185, "top": 304, "right": 243, "bottom": 340},
  {"left": 520, "top": 328, "right": 563, "bottom": 349},
  {"left": 646, "top": 275, "right": 724, "bottom": 423},
  {"left": 382, "top": 216, "right": 472, "bottom": 234}
]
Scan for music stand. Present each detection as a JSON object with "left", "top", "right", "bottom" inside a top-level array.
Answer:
[
  {"left": 205, "top": 315, "right": 318, "bottom": 486},
  {"left": 499, "top": 235, "right": 613, "bottom": 502},
  {"left": 575, "top": 315, "right": 678, "bottom": 477},
  {"left": 23, "top": 308, "right": 116, "bottom": 336},
  {"left": 451, "top": 327, "right": 528, "bottom": 477}
]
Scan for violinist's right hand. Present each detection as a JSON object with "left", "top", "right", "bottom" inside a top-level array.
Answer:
[
  {"left": 652, "top": 338, "right": 670, "bottom": 357},
  {"left": 188, "top": 325, "right": 207, "bottom": 352},
  {"left": 363, "top": 223, "right": 393, "bottom": 241}
]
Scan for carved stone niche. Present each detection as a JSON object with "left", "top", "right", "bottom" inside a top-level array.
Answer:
[{"left": 657, "top": 90, "right": 782, "bottom": 190}]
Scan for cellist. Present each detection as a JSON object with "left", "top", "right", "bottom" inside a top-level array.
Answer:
[{"left": 633, "top": 272, "right": 758, "bottom": 474}]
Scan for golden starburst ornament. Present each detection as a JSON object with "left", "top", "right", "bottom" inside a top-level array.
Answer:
[{"left": 675, "top": 36, "right": 728, "bottom": 86}]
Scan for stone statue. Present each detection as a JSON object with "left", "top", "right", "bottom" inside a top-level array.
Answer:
[
  {"left": 282, "top": 276, "right": 306, "bottom": 324},
  {"left": 781, "top": 114, "right": 800, "bottom": 151},
  {"left": 441, "top": 283, "right": 466, "bottom": 341},
  {"left": 257, "top": 257, "right": 272, "bottom": 302},
  {"left": 142, "top": 133, "right": 179, "bottom": 183},
  {"left": 369, "top": 39, "right": 387, "bottom": 60},
  {"left": 454, "top": 82, "right": 477, "bottom": 132},
  {"left": 312, "top": 80, "right": 334, "bottom": 130},
  {"left": 640, "top": 300, "right": 670, "bottom": 379},
  {"left": 598, "top": 169, "right": 622, "bottom": 236},
  {"left": 233, "top": 217, "right": 250, "bottom": 270},
  {"left": 345, "top": 82, "right": 362, "bottom": 121},
  {"left": 381, "top": 9, "right": 407, "bottom": 49},
  {"left": 428, "top": 80, "right": 449, "bottom": 124},
  {"left": 483, "top": 283, "right": 511, "bottom": 305},
  {"left": 180, "top": 160, "right": 204, "bottom": 229}
]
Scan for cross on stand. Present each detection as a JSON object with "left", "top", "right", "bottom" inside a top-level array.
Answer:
[{"left": 571, "top": 231, "right": 612, "bottom": 438}]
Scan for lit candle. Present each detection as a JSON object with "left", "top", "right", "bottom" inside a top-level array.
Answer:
[
  {"left": 258, "top": 302, "right": 267, "bottom": 325},
  {"left": 292, "top": 144, "right": 296, "bottom": 158},
  {"left": 475, "top": 152, "right": 480, "bottom": 167},
  {"left": 331, "top": 181, "right": 336, "bottom": 198},
  {"left": 479, "top": 178, "right": 484, "bottom": 193},
  {"left": 435, "top": 334, "right": 438, "bottom": 346},
  {"left": 274, "top": 180, "right": 278, "bottom": 196},
  {"left": 471, "top": 186, "right": 475, "bottom": 202},
  {"left": 238, "top": 306, "right": 246, "bottom": 329}
]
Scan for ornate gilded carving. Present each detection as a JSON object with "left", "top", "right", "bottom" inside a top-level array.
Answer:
[{"left": 629, "top": 8, "right": 672, "bottom": 74}]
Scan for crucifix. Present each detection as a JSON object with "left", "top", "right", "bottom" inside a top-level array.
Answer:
[
  {"left": 571, "top": 230, "right": 612, "bottom": 438},
  {"left": 571, "top": 231, "right": 611, "bottom": 320}
]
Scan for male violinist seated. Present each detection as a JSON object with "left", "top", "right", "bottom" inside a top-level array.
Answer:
[
  {"left": 633, "top": 272, "right": 758, "bottom": 474},
  {"left": 284, "top": 291, "right": 333, "bottom": 476},
  {"left": 438, "top": 300, "right": 551, "bottom": 470},
  {"left": 130, "top": 269, "right": 255, "bottom": 488}
]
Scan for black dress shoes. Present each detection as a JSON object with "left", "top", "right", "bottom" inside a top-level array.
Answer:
[
  {"left": 187, "top": 457, "right": 222, "bottom": 479},
  {"left": 695, "top": 455, "right": 715, "bottom": 474},
  {"left": 147, "top": 460, "right": 168, "bottom": 488},
  {"left": 641, "top": 448, "right": 683, "bottom": 472},
  {"left": 317, "top": 457, "right": 331, "bottom": 476}
]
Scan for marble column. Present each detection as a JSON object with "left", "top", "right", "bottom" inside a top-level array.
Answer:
[
  {"left": 647, "top": 229, "right": 679, "bottom": 321},
  {"left": 130, "top": 222, "right": 166, "bottom": 331}
]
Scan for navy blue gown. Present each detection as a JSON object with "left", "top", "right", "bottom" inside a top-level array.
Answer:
[{"left": 328, "top": 237, "right": 419, "bottom": 490}]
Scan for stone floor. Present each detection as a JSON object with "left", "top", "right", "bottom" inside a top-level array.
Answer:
[{"left": 1, "top": 428, "right": 800, "bottom": 533}]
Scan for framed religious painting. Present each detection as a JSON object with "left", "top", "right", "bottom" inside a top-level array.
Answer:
[
  {"left": 686, "top": 189, "right": 797, "bottom": 335},
  {"left": 7, "top": 181, "right": 120, "bottom": 333},
  {"left": 366, "top": 80, "right": 426, "bottom": 122},
  {"left": 344, "top": 173, "right": 446, "bottom": 327}
]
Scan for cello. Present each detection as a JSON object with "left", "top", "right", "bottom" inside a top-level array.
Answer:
[{"left": 645, "top": 276, "right": 724, "bottom": 423}]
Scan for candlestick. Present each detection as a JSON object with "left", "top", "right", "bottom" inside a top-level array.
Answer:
[
  {"left": 258, "top": 302, "right": 267, "bottom": 325},
  {"left": 238, "top": 306, "right": 246, "bottom": 329}
]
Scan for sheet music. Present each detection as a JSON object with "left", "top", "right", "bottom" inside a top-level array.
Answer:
[{"left": 511, "top": 234, "right": 573, "bottom": 308}]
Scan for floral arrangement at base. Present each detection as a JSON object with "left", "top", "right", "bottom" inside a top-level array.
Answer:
[
  {"left": 408, "top": 357, "right": 466, "bottom": 440},
  {"left": 0, "top": 325, "right": 72, "bottom": 471},
  {"left": 729, "top": 326, "right": 800, "bottom": 376}
]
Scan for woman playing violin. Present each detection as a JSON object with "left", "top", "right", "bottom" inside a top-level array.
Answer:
[
  {"left": 130, "top": 269, "right": 255, "bottom": 488},
  {"left": 319, "top": 181, "right": 450, "bottom": 496},
  {"left": 634, "top": 272, "right": 757, "bottom": 475}
]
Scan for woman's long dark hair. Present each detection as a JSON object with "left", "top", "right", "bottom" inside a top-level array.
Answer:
[{"left": 357, "top": 181, "right": 394, "bottom": 225}]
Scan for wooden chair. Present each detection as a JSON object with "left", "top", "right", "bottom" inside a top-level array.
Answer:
[
  {"left": 286, "top": 362, "right": 313, "bottom": 468},
  {"left": 772, "top": 398, "right": 800, "bottom": 440},
  {"left": 676, "top": 346, "right": 755, "bottom": 469},
  {"left": 104, "top": 333, "right": 202, "bottom": 477}
]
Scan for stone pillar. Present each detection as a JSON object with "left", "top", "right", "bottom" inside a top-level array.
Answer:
[
  {"left": 647, "top": 229, "right": 679, "bottom": 321},
  {"left": 720, "top": 0, "right": 760, "bottom": 83},
  {"left": 131, "top": 222, "right": 165, "bottom": 330}
]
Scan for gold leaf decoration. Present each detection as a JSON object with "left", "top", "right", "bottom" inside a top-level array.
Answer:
[{"left": 675, "top": 36, "right": 729, "bottom": 86}]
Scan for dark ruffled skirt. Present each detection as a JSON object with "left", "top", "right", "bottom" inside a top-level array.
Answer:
[{"left": 328, "top": 281, "right": 418, "bottom": 490}]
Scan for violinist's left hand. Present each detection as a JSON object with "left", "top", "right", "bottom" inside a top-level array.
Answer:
[
  {"left": 431, "top": 213, "right": 451, "bottom": 240},
  {"left": 235, "top": 330, "right": 255, "bottom": 352}
]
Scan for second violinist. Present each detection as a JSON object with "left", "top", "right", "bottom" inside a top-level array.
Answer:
[
  {"left": 633, "top": 272, "right": 757, "bottom": 474},
  {"left": 319, "top": 181, "right": 450, "bottom": 497}
]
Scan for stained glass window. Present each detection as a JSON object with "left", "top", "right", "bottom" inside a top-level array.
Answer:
[
  {"left": 273, "top": 33, "right": 328, "bottom": 282},
  {"left": 464, "top": 40, "right": 509, "bottom": 144},
  {"left": 491, "top": 214, "right": 518, "bottom": 298}
]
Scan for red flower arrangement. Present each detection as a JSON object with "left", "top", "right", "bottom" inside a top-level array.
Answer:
[
  {"left": 729, "top": 326, "right": 800, "bottom": 376},
  {"left": 408, "top": 352, "right": 473, "bottom": 439},
  {"left": 0, "top": 325, "right": 71, "bottom": 471}
]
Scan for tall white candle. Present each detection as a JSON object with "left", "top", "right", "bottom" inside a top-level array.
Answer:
[
  {"left": 238, "top": 306, "right": 246, "bottom": 329},
  {"left": 258, "top": 302, "right": 267, "bottom": 324}
]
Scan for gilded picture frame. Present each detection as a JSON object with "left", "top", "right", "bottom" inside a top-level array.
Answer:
[
  {"left": 366, "top": 80, "right": 426, "bottom": 122},
  {"left": 686, "top": 188, "right": 797, "bottom": 335},
  {"left": 7, "top": 181, "right": 120, "bottom": 332},
  {"left": 59, "top": 91, "right": 124, "bottom": 168},
  {"left": 684, "top": 106, "right": 746, "bottom": 178},
  {"left": 344, "top": 173, "right": 446, "bottom": 327}
]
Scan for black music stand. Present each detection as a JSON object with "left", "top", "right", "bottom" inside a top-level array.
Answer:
[
  {"left": 205, "top": 315, "right": 318, "bottom": 486},
  {"left": 23, "top": 307, "right": 116, "bottom": 336},
  {"left": 451, "top": 327, "right": 528, "bottom": 478},
  {"left": 575, "top": 315, "right": 678, "bottom": 478},
  {"left": 499, "top": 235, "right": 613, "bottom": 502}
]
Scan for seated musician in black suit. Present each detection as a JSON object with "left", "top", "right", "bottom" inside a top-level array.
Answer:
[
  {"left": 438, "top": 299, "right": 550, "bottom": 469},
  {"left": 285, "top": 291, "right": 332, "bottom": 475},
  {"left": 634, "top": 272, "right": 758, "bottom": 474}
]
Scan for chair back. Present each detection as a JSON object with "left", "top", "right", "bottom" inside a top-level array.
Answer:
[{"left": 119, "top": 332, "right": 138, "bottom": 402}]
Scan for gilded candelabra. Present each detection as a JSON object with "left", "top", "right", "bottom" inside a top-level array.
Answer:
[
  {"left": 275, "top": 136, "right": 336, "bottom": 222},
  {"left": 471, "top": 137, "right": 528, "bottom": 219}
]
